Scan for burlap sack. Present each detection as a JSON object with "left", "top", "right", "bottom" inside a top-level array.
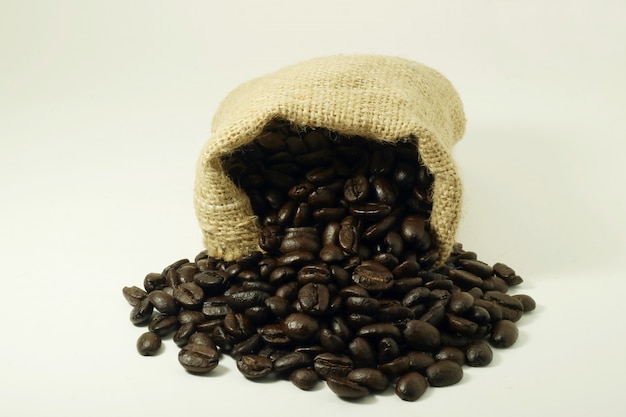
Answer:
[{"left": 194, "top": 55, "right": 466, "bottom": 263}]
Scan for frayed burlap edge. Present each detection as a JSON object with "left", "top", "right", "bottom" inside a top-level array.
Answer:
[{"left": 194, "top": 55, "right": 465, "bottom": 263}]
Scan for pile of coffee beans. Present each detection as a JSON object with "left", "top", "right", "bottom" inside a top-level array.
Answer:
[{"left": 122, "top": 121, "right": 535, "bottom": 401}]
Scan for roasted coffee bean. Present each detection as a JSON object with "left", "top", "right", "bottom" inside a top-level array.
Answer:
[
  {"left": 148, "top": 314, "right": 180, "bottom": 336},
  {"left": 177, "top": 310, "right": 205, "bottom": 325},
  {"left": 173, "top": 322, "right": 196, "bottom": 347},
  {"left": 344, "top": 296, "right": 380, "bottom": 314},
  {"left": 259, "top": 225, "right": 282, "bottom": 251},
  {"left": 193, "top": 270, "right": 228, "bottom": 292},
  {"left": 482, "top": 276, "right": 509, "bottom": 293},
  {"left": 420, "top": 302, "right": 447, "bottom": 327},
  {"left": 130, "top": 297, "right": 153, "bottom": 325},
  {"left": 371, "top": 176, "right": 397, "bottom": 205},
  {"left": 447, "top": 314, "right": 478, "bottom": 336},
  {"left": 347, "top": 368, "right": 389, "bottom": 391},
  {"left": 277, "top": 250, "right": 316, "bottom": 266},
  {"left": 400, "top": 215, "right": 431, "bottom": 250},
  {"left": 280, "top": 235, "right": 321, "bottom": 254},
  {"left": 148, "top": 290, "right": 179, "bottom": 316},
  {"left": 493, "top": 262, "right": 516, "bottom": 279},
  {"left": 457, "top": 259, "right": 494, "bottom": 278},
  {"left": 298, "top": 283, "right": 330, "bottom": 315},
  {"left": 297, "top": 264, "right": 331, "bottom": 285},
  {"left": 343, "top": 175, "right": 370, "bottom": 203},
  {"left": 395, "top": 372, "right": 428, "bottom": 401},
  {"left": 425, "top": 360, "right": 463, "bottom": 387},
  {"left": 406, "top": 351, "right": 435, "bottom": 371},
  {"left": 188, "top": 332, "right": 217, "bottom": 349},
  {"left": 283, "top": 312, "right": 320, "bottom": 341},
  {"left": 231, "top": 334, "right": 263, "bottom": 359},
  {"left": 448, "top": 268, "right": 484, "bottom": 288},
  {"left": 402, "top": 287, "right": 431, "bottom": 307},
  {"left": 178, "top": 343, "right": 219, "bottom": 373},
  {"left": 348, "top": 337, "right": 376, "bottom": 368},
  {"left": 314, "top": 352, "right": 354, "bottom": 379},
  {"left": 403, "top": 319, "right": 441, "bottom": 352},
  {"left": 136, "top": 331, "right": 161, "bottom": 356},
  {"left": 235, "top": 354, "right": 273, "bottom": 379},
  {"left": 393, "top": 161, "right": 417, "bottom": 189},
  {"left": 490, "top": 319, "right": 519, "bottom": 348},
  {"left": 352, "top": 260, "right": 394, "bottom": 291},
  {"left": 319, "top": 328, "right": 345, "bottom": 352},
  {"left": 143, "top": 272, "right": 166, "bottom": 293},
  {"left": 225, "top": 290, "right": 270, "bottom": 310},
  {"left": 289, "top": 368, "right": 320, "bottom": 390},
  {"left": 173, "top": 282, "right": 204, "bottom": 309},
  {"left": 513, "top": 294, "right": 536, "bottom": 312},
  {"left": 306, "top": 165, "right": 337, "bottom": 184},
  {"left": 466, "top": 305, "right": 491, "bottom": 325},
  {"left": 123, "top": 286, "right": 148, "bottom": 306},
  {"left": 378, "top": 337, "right": 401, "bottom": 363},
  {"left": 259, "top": 323, "right": 290, "bottom": 345},
  {"left": 223, "top": 312, "right": 255, "bottom": 341},
  {"left": 326, "top": 376, "right": 369, "bottom": 399},
  {"left": 202, "top": 299, "right": 232, "bottom": 319},
  {"left": 435, "top": 346, "right": 465, "bottom": 366},
  {"left": 464, "top": 340, "right": 493, "bottom": 367},
  {"left": 472, "top": 298, "right": 503, "bottom": 323},
  {"left": 264, "top": 296, "right": 292, "bottom": 317},
  {"left": 349, "top": 203, "right": 392, "bottom": 219},
  {"left": 357, "top": 323, "right": 402, "bottom": 340},
  {"left": 338, "top": 223, "right": 359, "bottom": 254},
  {"left": 288, "top": 182, "right": 315, "bottom": 201},
  {"left": 378, "top": 355, "right": 411, "bottom": 379},
  {"left": 484, "top": 291, "right": 524, "bottom": 321},
  {"left": 274, "top": 352, "right": 312, "bottom": 373},
  {"left": 448, "top": 291, "right": 475, "bottom": 315}
]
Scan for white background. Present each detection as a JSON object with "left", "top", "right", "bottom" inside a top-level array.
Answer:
[{"left": 1, "top": 1, "right": 625, "bottom": 416}]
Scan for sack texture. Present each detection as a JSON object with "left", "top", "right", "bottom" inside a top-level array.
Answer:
[{"left": 194, "top": 55, "right": 466, "bottom": 262}]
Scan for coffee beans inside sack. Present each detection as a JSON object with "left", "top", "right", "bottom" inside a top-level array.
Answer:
[{"left": 122, "top": 55, "right": 534, "bottom": 401}]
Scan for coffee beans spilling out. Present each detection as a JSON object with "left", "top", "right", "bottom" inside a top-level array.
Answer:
[{"left": 122, "top": 121, "right": 535, "bottom": 401}]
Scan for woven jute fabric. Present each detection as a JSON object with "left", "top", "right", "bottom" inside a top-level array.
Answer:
[{"left": 194, "top": 55, "right": 466, "bottom": 262}]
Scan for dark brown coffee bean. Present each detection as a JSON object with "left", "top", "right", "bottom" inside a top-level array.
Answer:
[
  {"left": 172, "top": 282, "right": 204, "bottom": 309},
  {"left": 143, "top": 272, "right": 166, "bottom": 292},
  {"left": 400, "top": 215, "right": 431, "bottom": 250},
  {"left": 448, "top": 268, "right": 483, "bottom": 288},
  {"left": 490, "top": 319, "right": 519, "bottom": 348},
  {"left": 313, "top": 352, "right": 354, "bottom": 379},
  {"left": 297, "top": 264, "right": 331, "bottom": 285},
  {"left": 283, "top": 312, "right": 320, "bottom": 342},
  {"left": 371, "top": 176, "right": 397, "bottom": 205},
  {"left": 236, "top": 354, "right": 273, "bottom": 379},
  {"left": 420, "top": 302, "right": 447, "bottom": 327},
  {"left": 319, "top": 328, "right": 345, "bottom": 352},
  {"left": 348, "top": 337, "right": 376, "bottom": 368},
  {"left": 347, "top": 368, "right": 389, "bottom": 391},
  {"left": 350, "top": 203, "right": 392, "bottom": 219},
  {"left": 395, "top": 372, "right": 428, "bottom": 401},
  {"left": 393, "top": 161, "right": 417, "bottom": 189},
  {"left": 403, "top": 319, "right": 441, "bottom": 352},
  {"left": 513, "top": 294, "right": 536, "bottom": 312},
  {"left": 326, "top": 376, "right": 369, "bottom": 399},
  {"left": 188, "top": 332, "right": 217, "bottom": 349},
  {"left": 447, "top": 313, "right": 478, "bottom": 336},
  {"left": 225, "top": 290, "right": 270, "bottom": 310},
  {"left": 259, "top": 225, "right": 282, "bottom": 251},
  {"left": 274, "top": 352, "right": 312, "bottom": 373},
  {"left": 177, "top": 310, "right": 205, "bottom": 326},
  {"left": 259, "top": 323, "right": 290, "bottom": 345},
  {"left": 448, "top": 291, "right": 475, "bottom": 314},
  {"left": 338, "top": 223, "right": 359, "bottom": 255},
  {"left": 378, "top": 355, "right": 411, "bottom": 379},
  {"left": 276, "top": 250, "right": 316, "bottom": 267},
  {"left": 288, "top": 182, "right": 315, "bottom": 201},
  {"left": 425, "top": 360, "right": 463, "bottom": 387},
  {"left": 378, "top": 337, "right": 401, "bottom": 363},
  {"left": 472, "top": 298, "right": 503, "bottom": 323},
  {"left": 173, "top": 322, "right": 196, "bottom": 347},
  {"left": 289, "top": 368, "right": 320, "bottom": 390},
  {"left": 406, "top": 351, "right": 435, "bottom": 371},
  {"left": 307, "top": 188, "right": 336, "bottom": 207},
  {"left": 344, "top": 175, "right": 370, "bottom": 203},
  {"left": 162, "top": 258, "right": 189, "bottom": 279},
  {"left": 280, "top": 235, "right": 321, "bottom": 254},
  {"left": 148, "top": 314, "right": 180, "bottom": 336},
  {"left": 298, "top": 283, "right": 330, "bottom": 315},
  {"left": 136, "top": 331, "right": 161, "bottom": 356},
  {"left": 148, "top": 290, "right": 179, "bottom": 316},
  {"left": 402, "top": 287, "right": 431, "bottom": 307},
  {"left": 130, "top": 297, "right": 153, "bottom": 325},
  {"left": 464, "top": 340, "right": 493, "bottom": 367},
  {"left": 123, "top": 286, "right": 147, "bottom": 306},
  {"left": 178, "top": 343, "right": 219, "bottom": 373},
  {"left": 435, "top": 346, "right": 465, "bottom": 366},
  {"left": 493, "top": 262, "right": 516, "bottom": 279},
  {"left": 223, "top": 312, "right": 255, "bottom": 341},
  {"left": 352, "top": 260, "right": 394, "bottom": 291},
  {"left": 457, "top": 259, "right": 494, "bottom": 278},
  {"left": 319, "top": 244, "right": 345, "bottom": 263},
  {"left": 357, "top": 323, "right": 402, "bottom": 340}
]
